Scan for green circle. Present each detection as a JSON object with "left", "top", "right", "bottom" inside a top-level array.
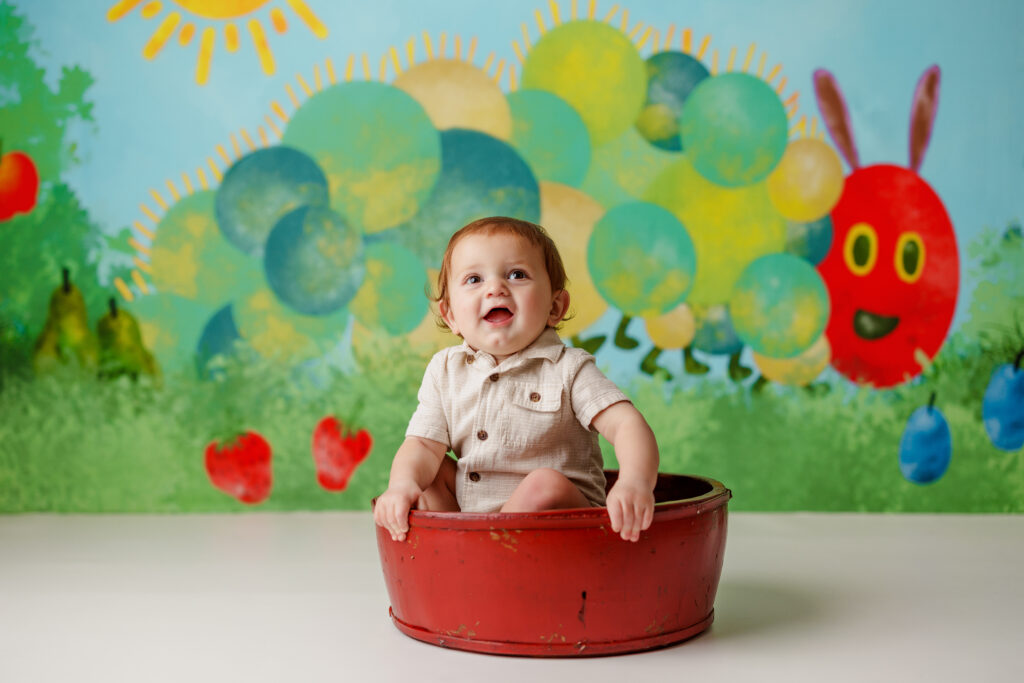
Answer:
[
  {"left": 522, "top": 21, "right": 647, "bottom": 146},
  {"left": 679, "top": 73, "right": 788, "bottom": 187},
  {"left": 580, "top": 127, "right": 676, "bottom": 209},
  {"left": 282, "top": 81, "right": 441, "bottom": 234},
  {"left": 349, "top": 242, "right": 429, "bottom": 336},
  {"left": 149, "top": 190, "right": 262, "bottom": 307},
  {"left": 507, "top": 89, "right": 591, "bottom": 187},
  {"left": 587, "top": 201, "right": 696, "bottom": 317},
  {"left": 729, "top": 253, "right": 829, "bottom": 358}
]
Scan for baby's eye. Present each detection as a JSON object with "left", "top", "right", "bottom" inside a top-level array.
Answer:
[
  {"left": 508, "top": 269, "right": 527, "bottom": 280},
  {"left": 465, "top": 275, "right": 482, "bottom": 285}
]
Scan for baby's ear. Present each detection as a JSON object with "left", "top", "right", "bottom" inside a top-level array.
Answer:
[
  {"left": 439, "top": 299, "right": 459, "bottom": 336},
  {"left": 549, "top": 290, "right": 570, "bottom": 326}
]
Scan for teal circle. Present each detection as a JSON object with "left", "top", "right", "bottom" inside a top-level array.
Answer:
[
  {"left": 264, "top": 206, "right": 365, "bottom": 316},
  {"left": 692, "top": 305, "right": 743, "bottom": 355},
  {"left": 507, "top": 90, "right": 591, "bottom": 187},
  {"left": 282, "top": 81, "right": 441, "bottom": 234},
  {"left": 679, "top": 73, "right": 788, "bottom": 187},
  {"left": 350, "top": 242, "right": 428, "bottom": 336},
  {"left": 728, "top": 253, "right": 829, "bottom": 358},
  {"left": 785, "top": 214, "right": 834, "bottom": 265},
  {"left": 587, "top": 201, "right": 696, "bottom": 316},
  {"left": 637, "top": 51, "right": 710, "bottom": 151}
]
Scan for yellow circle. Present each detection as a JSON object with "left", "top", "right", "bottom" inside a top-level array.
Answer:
[
  {"left": 766, "top": 138, "right": 845, "bottom": 222},
  {"left": 539, "top": 181, "right": 607, "bottom": 338},
  {"left": 644, "top": 304, "right": 696, "bottom": 350},
  {"left": 171, "top": 1, "right": 270, "bottom": 19},
  {"left": 753, "top": 334, "right": 831, "bottom": 386},
  {"left": 843, "top": 223, "right": 878, "bottom": 276},
  {"left": 394, "top": 59, "right": 512, "bottom": 140},
  {"left": 894, "top": 232, "right": 926, "bottom": 283}
]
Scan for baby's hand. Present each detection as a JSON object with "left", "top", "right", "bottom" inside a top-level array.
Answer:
[
  {"left": 606, "top": 478, "right": 655, "bottom": 542},
  {"left": 373, "top": 482, "right": 421, "bottom": 542}
]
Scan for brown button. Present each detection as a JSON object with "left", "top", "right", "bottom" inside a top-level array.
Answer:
[
  {"left": 477, "top": 430, "right": 488, "bottom": 441},
  {"left": 466, "top": 357, "right": 474, "bottom": 364},
  {"left": 489, "top": 373, "right": 499, "bottom": 382},
  {"left": 469, "top": 472, "right": 481, "bottom": 482},
  {"left": 530, "top": 392, "right": 541, "bottom": 402}
]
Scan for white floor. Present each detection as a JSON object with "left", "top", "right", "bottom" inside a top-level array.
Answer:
[{"left": 1, "top": 512, "right": 1021, "bottom": 683}]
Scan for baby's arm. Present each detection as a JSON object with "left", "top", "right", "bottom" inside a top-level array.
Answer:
[
  {"left": 591, "top": 402, "right": 659, "bottom": 542},
  {"left": 373, "top": 436, "right": 448, "bottom": 542}
]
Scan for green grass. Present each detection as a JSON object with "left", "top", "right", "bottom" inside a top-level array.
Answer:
[{"left": 1, "top": 331, "right": 1022, "bottom": 513}]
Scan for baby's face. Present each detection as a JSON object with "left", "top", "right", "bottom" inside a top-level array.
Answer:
[{"left": 441, "top": 232, "right": 568, "bottom": 362}]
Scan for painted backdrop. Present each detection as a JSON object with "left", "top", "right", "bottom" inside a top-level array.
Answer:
[{"left": 1, "top": 0, "right": 1022, "bottom": 512}]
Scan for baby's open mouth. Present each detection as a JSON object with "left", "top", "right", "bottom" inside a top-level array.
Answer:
[{"left": 484, "top": 307, "right": 513, "bottom": 323}]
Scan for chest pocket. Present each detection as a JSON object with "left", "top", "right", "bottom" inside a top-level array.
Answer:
[{"left": 501, "top": 382, "right": 564, "bottom": 451}]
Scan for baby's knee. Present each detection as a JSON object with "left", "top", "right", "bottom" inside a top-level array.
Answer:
[{"left": 516, "top": 468, "right": 576, "bottom": 507}]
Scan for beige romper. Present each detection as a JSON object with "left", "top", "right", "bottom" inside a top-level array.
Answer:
[{"left": 405, "top": 328, "right": 630, "bottom": 512}]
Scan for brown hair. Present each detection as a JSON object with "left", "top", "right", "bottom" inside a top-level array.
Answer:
[{"left": 432, "top": 216, "right": 570, "bottom": 332}]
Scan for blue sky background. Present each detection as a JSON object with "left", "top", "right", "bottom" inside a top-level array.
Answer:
[{"left": 13, "top": 0, "right": 1024, "bottom": 338}]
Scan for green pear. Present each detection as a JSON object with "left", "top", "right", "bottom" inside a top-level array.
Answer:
[
  {"left": 32, "top": 268, "right": 98, "bottom": 373},
  {"left": 97, "top": 298, "right": 160, "bottom": 382}
]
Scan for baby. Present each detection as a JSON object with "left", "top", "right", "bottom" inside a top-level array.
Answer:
[{"left": 374, "top": 217, "right": 659, "bottom": 542}]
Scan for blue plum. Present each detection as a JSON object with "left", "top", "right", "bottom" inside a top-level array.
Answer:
[
  {"left": 982, "top": 350, "right": 1024, "bottom": 451},
  {"left": 898, "top": 393, "right": 952, "bottom": 485}
]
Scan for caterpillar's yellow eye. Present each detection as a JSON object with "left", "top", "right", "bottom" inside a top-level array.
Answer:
[
  {"left": 844, "top": 222, "right": 878, "bottom": 276},
  {"left": 895, "top": 232, "right": 926, "bottom": 283}
]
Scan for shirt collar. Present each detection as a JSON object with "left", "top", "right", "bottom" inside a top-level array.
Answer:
[{"left": 453, "top": 327, "right": 565, "bottom": 366}]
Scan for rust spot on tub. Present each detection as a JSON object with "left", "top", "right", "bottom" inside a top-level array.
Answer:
[
  {"left": 445, "top": 624, "right": 476, "bottom": 638},
  {"left": 489, "top": 528, "right": 519, "bottom": 552}
]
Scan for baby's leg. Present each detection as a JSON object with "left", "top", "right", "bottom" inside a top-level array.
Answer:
[
  {"left": 500, "top": 468, "right": 590, "bottom": 513},
  {"left": 416, "top": 455, "right": 460, "bottom": 512}
]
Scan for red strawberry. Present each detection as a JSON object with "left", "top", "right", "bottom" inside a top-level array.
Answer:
[
  {"left": 312, "top": 416, "right": 372, "bottom": 492},
  {"left": 204, "top": 431, "right": 273, "bottom": 504}
]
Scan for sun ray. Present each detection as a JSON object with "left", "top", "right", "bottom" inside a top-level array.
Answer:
[
  {"left": 287, "top": 0, "right": 328, "bottom": 39},
  {"left": 454, "top": 35, "right": 462, "bottom": 60},
  {"left": 258, "top": 126, "right": 270, "bottom": 146},
  {"left": 225, "top": 23, "right": 239, "bottom": 52},
  {"left": 571, "top": 0, "right": 578, "bottom": 19},
  {"left": 512, "top": 40, "right": 525, "bottom": 63},
  {"left": 468, "top": 37, "right": 478, "bottom": 62},
  {"left": 635, "top": 26, "right": 651, "bottom": 48},
  {"left": 603, "top": 5, "right": 619, "bottom": 23},
  {"left": 439, "top": 33, "right": 447, "bottom": 57},
  {"left": 296, "top": 73, "right": 313, "bottom": 96},
  {"left": 140, "top": 204, "right": 160, "bottom": 223},
  {"left": 196, "top": 168, "right": 209, "bottom": 190},
  {"left": 775, "top": 75, "right": 788, "bottom": 95},
  {"left": 742, "top": 43, "right": 755, "bottom": 71},
  {"left": 810, "top": 116, "right": 819, "bottom": 138},
  {"left": 326, "top": 57, "right": 337, "bottom": 84},
  {"left": 361, "top": 53, "right": 371, "bottom": 80},
  {"left": 148, "top": 188, "right": 168, "bottom": 211},
  {"left": 142, "top": 11, "right": 180, "bottom": 59},
  {"left": 271, "top": 100, "right": 288, "bottom": 122},
  {"left": 379, "top": 53, "right": 387, "bottom": 81},
  {"left": 284, "top": 83, "right": 300, "bottom": 108},
  {"left": 757, "top": 52, "right": 766, "bottom": 77},
  {"left": 549, "top": 0, "right": 561, "bottom": 25},
  {"left": 423, "top": 32, "right": 434, "bottom": 60},
  {"left": 697, "top": 34, "right": 711, "bottom": 60},
  {"left": 682, "top": 27, "right": 692, "bottom": 53},
  {"left": 767, "top": 63, "right": 781, "bottom": 83},
  {"left": 390, "top": 46, "right": 402, "bottom": 76},
  {"left": 207, "top": 158, "right": 223, "bottom": 182},
  {"left": 535, "top": 9, "right": 547, "bottom": 34},
  {"left": 792, "top": 115, "right": 807, "bottom": 139},
  {"left": 240, "top": 128, "right": 256, "bottom": 151},
  {"left": 216, "top": 144, "right": 232, "bottom": 166},
  {"left": 588, "top": 0, "right": 596, "bottom": 19},
  {"left": 784, "top": 92, "right": 799, "bottom": 108},
  {"left": 106, "top": 0, "right": 143, "bottom": 22},
  {"left": 270, "top": 7, "right": 288, "bottom": 33},
  {"left": 787, "top": 101, "right": 798, "bottom": 119},
  {"left": 663, "top": 24, "right": 675, "bottom": 49},
  {"left": 620, "top": 9, "right": 629, "bottom": 31},
  {"left": 114, "top": 277, "right": 134, "bottom": 302},
  {"left": 180, "top": 172, "right": 194, "bottom": 195},
  {"left": 249, "top": 19, "right": 276, "bottom": 75},
  {"left": 711, "top": 49, "right": 719, "bottom": 75},
  {"left": 133, "top": 221, "right": 154, "bottom": 240},
  {"left": 196, "top": 27, "right": 214, "bottom": 85},
  {"left": 483, "top": 52, "right": 495, "bottom": 72},
  {"left": 164, "top": 179, "right": 180, "bottom": 201},
  {"left": 509, "top": 63, "right": 518, "bottom": 91},
  {"left": 134, "top": 258, "right": 153, "bottom": 275},
  {"left": 313, "top": 64, "right": 322, "bottom": 90},
  {"left": 493, "top": 58, "right": 506, "bottom": 84},
  {"left": 405, "top": 38, "right": 415, "bottom": 68},
  {"left": 344, "top": 54, "right": 354, "bottom": 81},
  {"left": 141, "top": 2, "right": 162, "bottom": 20},
  {"left": 649, "top": 29, "right": 659, "bottom": 52},
  {"left": 178, "top": 22, "right": 195, "bottom": 46},
  {"left": 629, "top": 22, "right": 644, "bottom": 41},
  {"left": 726, "top": 46, "right": 736, "bottom": 71},
  {"left": 521, "top": 23, "right": 531, "bottom": 51},
  {"left": 131, "top": 269, "right": 151, "bottom": 293},
  {"left": 130, "top": 237, "right": 150, "bottom": 255}
]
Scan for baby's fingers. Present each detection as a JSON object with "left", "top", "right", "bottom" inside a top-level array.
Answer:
[
  {"left": 619, "top": 502, "right": 637, "bottom": 542},
  {"left": 607, "top": 497, "right": 623, "bottom": 534}
]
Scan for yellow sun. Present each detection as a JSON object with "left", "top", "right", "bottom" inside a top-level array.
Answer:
[{"left": 106, "top": 0, "right": 328, "bottom": 85}]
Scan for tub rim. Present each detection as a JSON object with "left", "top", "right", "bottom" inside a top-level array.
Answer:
[{"left": 379, "top": 471, "right": 731, "bottom": 532}]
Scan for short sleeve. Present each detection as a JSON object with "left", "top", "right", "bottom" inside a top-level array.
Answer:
[
  {"left": 569, "top": 355, "right": 631, "bottom": 432},
  {"left": 404, "top": 351, "right": 451, "bottom": 447}
]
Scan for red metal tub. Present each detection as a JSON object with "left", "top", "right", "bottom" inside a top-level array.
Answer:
[{"left": 374, "top": 471, "right": 731, "bottom": 656}]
